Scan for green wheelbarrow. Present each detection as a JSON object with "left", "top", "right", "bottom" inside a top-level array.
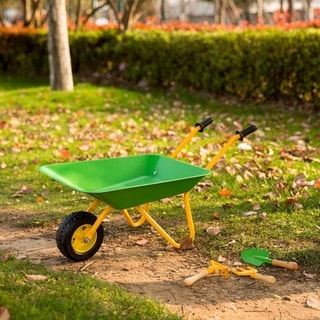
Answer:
[{"left": 38, "top": 118, "right": 257, "bottom": 261}]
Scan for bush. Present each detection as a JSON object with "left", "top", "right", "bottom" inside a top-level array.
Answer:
[{"left": 1, "top": 26, "right": 319, "bottom": 103}]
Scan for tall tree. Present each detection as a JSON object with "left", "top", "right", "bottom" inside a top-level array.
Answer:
[
  {"left": 47, "top": 0, "right": 74, "bottom": 91},
  {"left": 257, "top": 0, "right": 264, "bottom": 23}
]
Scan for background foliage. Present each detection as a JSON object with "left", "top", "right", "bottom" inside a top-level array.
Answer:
[{"left": 1, "top": 26, "right": 320, "bottom": 104}]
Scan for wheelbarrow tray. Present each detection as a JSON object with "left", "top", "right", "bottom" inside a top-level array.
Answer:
[{"left": 38, "top": 154, "right": 211, "bottom": 210}]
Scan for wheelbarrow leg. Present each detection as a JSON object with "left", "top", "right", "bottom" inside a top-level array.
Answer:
[
  {"left": 86, "top": 199, "right": 101, "bottom": 213},
  {"left": 184, "top": 191, "right": 195, "bottom": 241},
  {"left": 134, "top": 205, "right": 181, "bottom": 248},
  {"left": 122, "top": 209, "right": 146, "bottom": 227},
  {"left": 82, "top": 206, "right": 114, "bottom": 242}
]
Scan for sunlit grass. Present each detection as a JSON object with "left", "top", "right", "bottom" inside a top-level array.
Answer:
[
  {"left": 0, "top": 254, "right": 181, "bottom": 320},
  {"left": 1, "top": 75, "right": 320, "bottom": 276}
]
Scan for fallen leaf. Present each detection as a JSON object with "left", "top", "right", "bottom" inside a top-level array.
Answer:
[
  {"left": 217, "top": 255, "right": 226, "bottom": 262},
  {"left": 306, "top": 296, "right": 320, "bottom": 310},
  {"left": 11, "top": 186, "right": 34, "bottom": 198},
  {"left": 60, "top": 148, "right": 70, "bottom": 159},
  {"left": 293, "top": 202, "right": 304, "bottom": 210},
  {"left": 0, "top": 252, "right": 10, "bottom": 262},
  {"left": 258, "top": 212, "right": 267, "bottom": 220},
  {"left": 243, "top": 170, "right": 254, "bottom": 180},
  {"left": 179, "top": 237, "right": 194, "bottom": 250},
  {"left": 285, "top": 198, "right": 297, "bottom": 207},
  {"left": 212, "top": 212, "right": 220, "bottom": 220},
  {"left": 253, "top": 204, "right": 261, "bottom": 211},
  {"left": 236, "top": 175, "right": 244, "bottom": 183},
  {"left": 78, "top": 143, "right": 91, "bottom": 151},
  {"left": 224, "top": 239, "right": 237, "bottom": 246},
  {"left": 219, "top": 188, "right": 232, "bottom": 197},
  {"left": 237, "top": 142, "right": 252, "bottom": 151},
  {"left": 0, "top": 306, "right": 11, "bottom": 320},
  {"left": 303, "top": 271, "right": 317, "bottom": 279},
  {"left": 160, "top": 197, "right": 172, "bottom": 204},
  {"left": 242, "top": 211, "right": 257, "bottom": 216},
  {"left": 206, "top": 226, "right": 221, "bottom": 236},
  {"left": 26, "top": 274, "right": 48, "bottom": 281},
  {"left": 36, "top": 196, "right": 44, "bottom": 203},
  {"left": 135, "top": 238, "right": 148, "bottom": 246},
  {"left": 314, "top": 180, "right": 320, "bottom": 188}
]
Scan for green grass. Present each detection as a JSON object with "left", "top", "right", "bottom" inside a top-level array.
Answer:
[
  {"left": 0, "top": 254, "right": 180, "bottom": 320},
  {"left": 1, "top": 75, "right": 320, "bottom": 317}
]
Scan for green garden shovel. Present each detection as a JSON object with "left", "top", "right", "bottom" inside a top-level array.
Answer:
[{"left": 241, "top": 248, "right": 298, "bottom": 270}]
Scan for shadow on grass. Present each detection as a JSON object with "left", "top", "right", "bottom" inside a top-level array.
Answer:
[{"left": 0, "top": 75, "right": 49, "bottom": 90}]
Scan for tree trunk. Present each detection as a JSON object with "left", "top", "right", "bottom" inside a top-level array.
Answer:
[
  {"left": 287, "top": 0, "right": 293, "bottom": 22},
  {"left": 47, "top": 0, "right": 74, "bottom": 91},
  {"left": 257, "top": 0, "right": 264, "bottom": 24},
  {"left": 220, "top": 0, "right": 227, "bottom": 24},
  {"left": 214, "top": 0, "right": 220, "bottom": 23},
  {"left": 75, "top": 0, "right": 83, "bottom": 31}
]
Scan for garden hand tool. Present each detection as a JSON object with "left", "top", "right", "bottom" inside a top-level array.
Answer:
[
  {"left": 183, "top": 260, "right": 229, "bottom": 286},
  {"left": 231, "top": 266, "right": 276, "bottom": 284},
  {"left": 241, "top": 248, "right": 298, "bottom": 270}
]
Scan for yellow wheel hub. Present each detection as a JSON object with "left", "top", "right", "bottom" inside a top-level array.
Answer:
[{"left": 71, "top": 224, "right": 97, "bottom": 254}]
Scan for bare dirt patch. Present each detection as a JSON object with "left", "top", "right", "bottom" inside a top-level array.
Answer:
[{"left": 1, "top": 213, "right": 320, "bottom": 320}]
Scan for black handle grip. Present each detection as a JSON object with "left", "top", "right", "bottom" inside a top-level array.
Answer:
[
  {"left": 236, "top": 125, "right": 257, "bottom": 141},
  {"left": 195, "top": 117, "right": 213, "bottom": 132}
]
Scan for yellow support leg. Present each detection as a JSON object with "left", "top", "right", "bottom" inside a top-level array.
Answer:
[
  {"left": 121, "top": 209, "right": 146, "bottom": 227},
  {"left": 83, "top": 206, "right": 114, "bottom": 241},
  {"left": 134, "top": 205, "right": 181, "bottom": 248},
  {"left": 86, "top": 199, "right": 101, "bottom": 213},
  {"left": 184, "top": 191, "right": 195, "bottom": 241}
]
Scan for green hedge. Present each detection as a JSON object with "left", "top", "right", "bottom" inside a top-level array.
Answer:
[{"left": 1, "top": 27, "right": 319, "bottom": 103}]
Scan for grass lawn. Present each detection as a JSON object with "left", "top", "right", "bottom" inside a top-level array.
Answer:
[{"left": 0, "top": 75, "right": 319, "bottom": 318}]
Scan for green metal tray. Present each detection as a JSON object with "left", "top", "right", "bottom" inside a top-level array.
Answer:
[{"left": 38, "top": 154, "right": 211, "bottom": 210}]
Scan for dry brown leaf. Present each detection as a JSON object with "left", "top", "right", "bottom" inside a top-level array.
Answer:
[
  {"left": 135, "top": 238, "right": 148, "bottom": 246},
  {"left": 206, "top": 226, "right": 221, "bottom": 236},
  {"left": 179, "top": 237, "right": 194, "bottom": 250},
  {"left": 0, "top": 306, "right": 11, "bottom": 320},
  {"left": 243, "top": 170, "right": 254, "bottom": 180},
  {"left": 26, "top": 274, "right": 48, "bottom": 281},
  {"left": 258, "top": 212, "right": 267, "bottom": 220},
  {"left": 303, "top": 271, "right": 317, "bottom": 279},
  {"left": 294, "top": 202, "right": 304, "bottom": 210},
  {"left": 78, "top": 143, "right": 91, "bottom": 151},
  {"left": 160, "top": 197, "right": 172, "bottom": 204},
  {"left": 253, "top": 204, "right": 261, "bottom": 211},
  {"left": 0, "top": 252, "right": 10, "bottom": 262},
  {"left": 285, "top": 198, "right": 297, "bottom": 207},
  {"left": 217, "top": 255, "right": 226, "bottom": 262},
  {"left": 212, "top": 212, "right": 220, "bottom": 220}
]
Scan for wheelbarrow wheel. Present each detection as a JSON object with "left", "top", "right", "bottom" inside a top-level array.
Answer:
[{"left": 56, "top": 211, "right": 104, "bottom": 261}]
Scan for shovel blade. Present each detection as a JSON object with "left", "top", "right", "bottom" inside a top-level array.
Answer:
[{"left": 241, "top": 248, "right": 272, "bottom": 266}]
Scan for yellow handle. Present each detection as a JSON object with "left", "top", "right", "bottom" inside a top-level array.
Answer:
[
  {"left": 272, "top": 259, "right": 298, "bottom": 270},
  {"left": 183, "top": 269, "right": 209, "bottom": 286},
  {"left": 250, "top": 273, "right": 276, "bottom": 284}
]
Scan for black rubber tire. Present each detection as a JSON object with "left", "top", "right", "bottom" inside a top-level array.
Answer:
[{"left": 56, "top": 211, "right": 104, "bottom": 261}]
